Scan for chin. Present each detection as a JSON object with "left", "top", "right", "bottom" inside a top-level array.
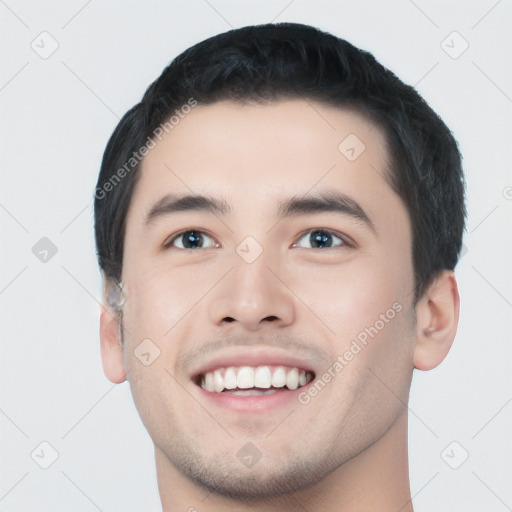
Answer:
[{"left": 172, "top": 449, "right": 336, "bottom": 500}]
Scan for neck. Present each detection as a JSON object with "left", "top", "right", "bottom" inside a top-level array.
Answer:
[{"left": 156, "top": 408, "right": 413, "bottom": 512}]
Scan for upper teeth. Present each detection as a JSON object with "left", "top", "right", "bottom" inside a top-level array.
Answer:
[{"left": 200, "top": 365, "right": 313, "bottom": 392}]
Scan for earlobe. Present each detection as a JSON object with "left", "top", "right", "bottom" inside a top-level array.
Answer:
[
  {"left": 413, "top": 270, "right": 460, "bottom": 371},
  {"left": 99, "top": 307, "right": 127, "bottom": 383}
]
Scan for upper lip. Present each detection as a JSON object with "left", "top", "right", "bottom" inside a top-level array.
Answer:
[{"left": 189, "top": 346, "right": 318, "bottom": 381}]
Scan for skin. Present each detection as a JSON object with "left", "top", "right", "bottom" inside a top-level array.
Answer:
[{"left": 100, "top": 100, "right": 460, "bottom": 511}]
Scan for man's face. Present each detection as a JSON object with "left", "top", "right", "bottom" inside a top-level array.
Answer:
[{"left": 120, "top": 100, "right": 417, "bottom": 497}]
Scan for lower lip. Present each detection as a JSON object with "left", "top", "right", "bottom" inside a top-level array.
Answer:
[{"left": 196, "top": 382, "right": 315, "bottom": 412}]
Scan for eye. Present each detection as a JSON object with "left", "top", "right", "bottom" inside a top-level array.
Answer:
[
  {"left": 164, "top": 229, "right": 218, "bottom": 250},
  {"left": 293, "top": 229, "right": 351, "bottom": 249}
]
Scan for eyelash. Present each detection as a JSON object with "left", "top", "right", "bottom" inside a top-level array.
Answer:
[{"left": 163, "top": 228, "right": 354, "bottom": 250}]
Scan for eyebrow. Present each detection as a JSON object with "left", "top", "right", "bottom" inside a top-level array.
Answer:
[
  {"left": 277, "top": 191, "right": 376, "bottom": 232},
  {"left": 144, "top": 191, "right": 376, "bottom": 233},
  {"left": 145, "top": 194, "right": 230, "bottom": 225}
]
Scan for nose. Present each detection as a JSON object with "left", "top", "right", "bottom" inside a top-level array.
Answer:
[{"left": 208, "top": 252, "right": 296, "bottom": 332}]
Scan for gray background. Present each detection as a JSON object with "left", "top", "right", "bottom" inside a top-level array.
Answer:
[{"left": 1, "top": 1, "right": 511, "bottom": 510}]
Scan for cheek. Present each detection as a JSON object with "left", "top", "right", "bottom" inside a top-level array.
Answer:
[
  {"left": 289, "top": 247, "right": 415, "bottom": 394},
  {"left": 122, "top": 261, "right": 203, "bottom": 339},
  {"left": 292, "top": 255, "right": 406, "bottom": 339},
  {"left": 123, "top": 355, "right": 178, "bottom": 443}
]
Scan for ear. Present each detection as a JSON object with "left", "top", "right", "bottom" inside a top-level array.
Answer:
[
  {"left": 99, "top": 307, "right": 127, "bottom": 383},
  {"left": 413, "top": 270, "right": 460, "bottom": 371}
]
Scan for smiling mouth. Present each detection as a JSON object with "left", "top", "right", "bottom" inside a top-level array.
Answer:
[{"left": 193, "top": 365, "right": 315, "bottom": 395}]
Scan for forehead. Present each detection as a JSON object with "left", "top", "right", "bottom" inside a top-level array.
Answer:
[{"left": 126, "top": 99, "right": 402, "bottom": 231}]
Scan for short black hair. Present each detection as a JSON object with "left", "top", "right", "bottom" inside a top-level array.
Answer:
[{"left": 94, "top": 22, "right": 466, "bottom": 303}]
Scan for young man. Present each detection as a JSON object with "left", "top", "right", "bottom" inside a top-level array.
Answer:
[{"left": 94, "top": 23, "right": 465, "bottom": 511}]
